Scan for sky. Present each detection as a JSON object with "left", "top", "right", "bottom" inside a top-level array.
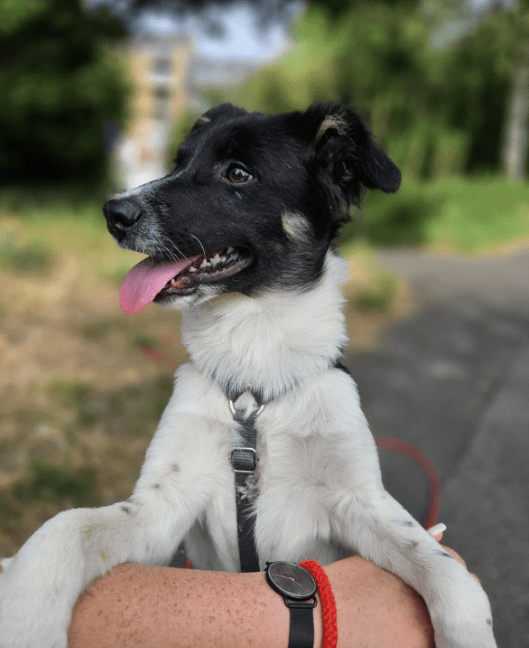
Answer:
[{"left": 88, "top": 0, "right": 304, "bottom": 63}]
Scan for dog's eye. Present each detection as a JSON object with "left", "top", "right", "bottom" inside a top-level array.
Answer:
[{"left": 227, "top": 166, "right": 252, "bottom": 184}]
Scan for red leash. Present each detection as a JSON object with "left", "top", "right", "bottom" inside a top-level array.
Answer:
[{"left": 375, "top": 436, "right": 441, "bottom": 529}]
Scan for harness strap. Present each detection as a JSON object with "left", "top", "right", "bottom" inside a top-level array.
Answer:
[
  {"left": 227, "top": 358, "right": 345, "bottom": 573},
  {"left": 230, "top": 400, "right": 261, "bottom": 572}
]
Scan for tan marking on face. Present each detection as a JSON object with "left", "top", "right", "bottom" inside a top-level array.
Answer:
[{"left": 281, "top": 212, "right": 311, "bottom": 242}]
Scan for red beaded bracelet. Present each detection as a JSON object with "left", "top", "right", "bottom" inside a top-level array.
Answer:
[{"left": 300, "top": 560, "right": 338, "bottom": 648}]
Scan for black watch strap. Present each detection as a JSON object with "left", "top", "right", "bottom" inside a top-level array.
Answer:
[
  {"left": 265, "top": 561, "right": 317, "bottom": 648},
  {"left": 288, "top": 602, "right": 316, "bottom": 648}
]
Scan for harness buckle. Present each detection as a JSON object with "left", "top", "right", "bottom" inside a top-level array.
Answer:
[{"left": 230, "top": 447, "right": 258, "bottom": 473}]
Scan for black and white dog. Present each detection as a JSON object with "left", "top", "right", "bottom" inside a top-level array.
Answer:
[{"left": 0, "top": 103, "right": 496, "bottom": 648}]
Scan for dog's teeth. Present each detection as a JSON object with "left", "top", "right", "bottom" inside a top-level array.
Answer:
[
  {"left": 227, "top": 247, "right": 235, "bottom": 254},
  {"left": 170, "top": 278, "right": 177, "bottom": 286},
  {"left": 189, "top": 266, "right": 198, "bottom": 273},
  {"left": 200, "top": 258, "right": 210, "bottom": 270},
  {"left": 211, "top": 254, "right": 222, "bottom": 267}
]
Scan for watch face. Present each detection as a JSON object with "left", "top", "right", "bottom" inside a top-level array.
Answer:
[{"left": 266, "top": 562, "right": 317, "bottom": 600}]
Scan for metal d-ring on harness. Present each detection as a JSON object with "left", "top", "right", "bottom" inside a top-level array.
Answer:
[{"left": 229, "top": 392, "right": 265, "bottom": 573}]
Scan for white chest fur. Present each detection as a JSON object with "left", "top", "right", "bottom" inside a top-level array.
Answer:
[{"left": 180, "top": 251, "right": 350, "bottom": 402}]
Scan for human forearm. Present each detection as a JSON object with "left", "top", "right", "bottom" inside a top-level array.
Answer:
[
  {"left": 325, "top": 557, "right": 433, "bottom": 648},
  {"left": 68, "top": 558, "right": 432, "bottom": 648},
  {"left": 68, "top": 563, "right": 300, "bottom": 648}
]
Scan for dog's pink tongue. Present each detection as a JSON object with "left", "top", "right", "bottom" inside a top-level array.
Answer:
[{"left": 120, "top": 256, "right": 196, "bottom": 315}]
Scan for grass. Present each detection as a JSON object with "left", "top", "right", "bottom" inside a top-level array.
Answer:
[
  {"left": 76, "top": 316, "right": 130, "bottom": 341},
  {"left": 0, "top": 185, "right": 107, "bottom": 225},
  {"left": 46, "top": 379, "right": 103, "bottom": 427},
  {"left": 100, "top": 263, "right": 136, "bottom": 286},
  {"left": 0, "top": 232, "right": 55, "bottom": 276},
  {"left": 0, "top": 187, "right": 188, "bottom": 554},
  {"left": 0, "top": 460, "right": 101, "bottom": 551},
  {"left": 424, "top": 178, "right": 529, "bottom": 250},
  {"left": 339, "top": 176, "right": 529, "bottom": 251},
  {"left": 18, "top": 461, "right": 100, "bottom": 507}
]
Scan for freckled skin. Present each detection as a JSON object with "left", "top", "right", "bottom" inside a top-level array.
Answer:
[{"left": 67, "top": 558, "right": 435, "bottom": 648}]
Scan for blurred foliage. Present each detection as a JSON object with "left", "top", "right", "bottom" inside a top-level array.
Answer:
[
  {"left": 337, "top": 176, "right": 529, "bottom": 249},
  {"left": 205, "top": 0, "right": 528, "bottom": 181},
  {"left": 351, "top": 271, "right": 398, "bottom": 312},
  {"left": 0, "top": 0, "right": 129, "bottom": 186}
]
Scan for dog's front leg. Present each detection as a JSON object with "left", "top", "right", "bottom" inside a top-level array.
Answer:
[
  {"left": 0, "top": 490, "right": 203, "bottom": 648},
  {"left": 334, "top": 492, "right": 497, "bottom": 648}
]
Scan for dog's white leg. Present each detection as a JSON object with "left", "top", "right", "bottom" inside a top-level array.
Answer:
[
  {"left": 0, "top": 488, "right": 207, "bottom": 648},
  {"left": 334, "top": 492, "right": 497, "bottom": 648}
]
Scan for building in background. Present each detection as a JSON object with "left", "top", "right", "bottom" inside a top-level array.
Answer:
[
  {"left": 115, "top": 37, "right": 191, "bottom": 190},
  {"left": 88, "top": 0, "right": 302, "bottom": 189}
]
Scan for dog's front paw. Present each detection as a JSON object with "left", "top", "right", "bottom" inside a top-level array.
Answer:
[
  {"left": 0, "top": 557, "right": 71, "bottom": 648},
  {"left": 430, "top": 581, "right": 497, "bottom": 648}
]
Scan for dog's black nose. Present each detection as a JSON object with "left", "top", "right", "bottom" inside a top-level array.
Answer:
[{"left": 103, "top": 198, "right": 143, "bottom": 235}]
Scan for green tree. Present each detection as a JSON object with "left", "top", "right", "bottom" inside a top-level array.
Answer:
[
  {"left": 211, "top": 0, "right": 519, "bottom": 178},
  {"left": 422, "top": 0, "right": 529, "bottom": 179},
  {"left": 0, "top": 0, "right": 128, "bottom": 185}
]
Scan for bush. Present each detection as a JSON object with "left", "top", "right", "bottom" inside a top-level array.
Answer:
[
  {"left": 338, "top": 177, "right": 529, "bottom": 250},
  {"left": 363, "top": 190, "right": 442, "bottom": 246}
]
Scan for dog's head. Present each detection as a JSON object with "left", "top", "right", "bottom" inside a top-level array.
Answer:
[{"left": 104, "top": 102, "right": 400, "bottom": 314}]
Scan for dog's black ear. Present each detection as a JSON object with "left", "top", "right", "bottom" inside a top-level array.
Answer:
[
  {"left": 303, "top": 102, "right": 401, "bottom": 223},
  {"left": 191, "top": 103, "right": 248, "bottom": 133}
]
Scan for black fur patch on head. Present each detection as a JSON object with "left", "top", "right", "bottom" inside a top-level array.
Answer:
[{"left": 106, "top": 101, "right": 400, "bottom": 302}]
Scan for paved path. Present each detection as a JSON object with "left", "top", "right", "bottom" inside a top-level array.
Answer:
[{"left": 344, "top": 248, "right": 529, "bottom": 648}]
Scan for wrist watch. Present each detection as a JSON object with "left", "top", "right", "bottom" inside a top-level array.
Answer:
[{"left": 265, "top": 561, "right": 318, "bottom": 648}]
